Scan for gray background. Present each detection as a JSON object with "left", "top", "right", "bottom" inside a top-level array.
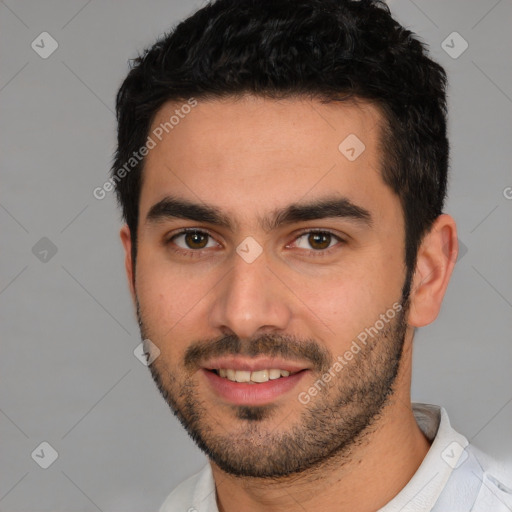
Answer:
[{"left": 1, "top": 0, "right": 511, "bottom": 510}]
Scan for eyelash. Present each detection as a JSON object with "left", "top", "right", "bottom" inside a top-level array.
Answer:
[{"left": 164, "top": 228, "right": 345, "bottom": 258}]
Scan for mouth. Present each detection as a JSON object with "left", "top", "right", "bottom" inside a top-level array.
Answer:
[
  {"left": 210, "top": 368, "right": 300, "bottom": 383},
  {"left": 201, "top": 359, "right": 310, "bottom": 406}
]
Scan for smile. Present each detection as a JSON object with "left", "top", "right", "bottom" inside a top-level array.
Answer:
[
  {"left": 213, "top": 368, "right": 297, "bottom": 383},
  {"left": 203, "top": 367, "right": 308, "bottom": 406}
]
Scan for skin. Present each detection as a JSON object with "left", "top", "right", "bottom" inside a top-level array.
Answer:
[{"left": 120, "top": 95, "right": 458, "bottom": 512}]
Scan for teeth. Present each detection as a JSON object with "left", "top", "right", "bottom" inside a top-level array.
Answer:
[
  {"left": 251, "top": 370, "right": 269, "bottom": 383},
  {"left": 235, "top": 370, "right": 251, "bottom": 383},
  {"left": 269, "top": 369, "right": 281, "bottom": 380},
  {"left": 216, "top": 368, "right": 295, "bottom": 383}
]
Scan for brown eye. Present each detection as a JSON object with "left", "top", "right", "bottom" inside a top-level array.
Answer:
[
  {"left": 171, "top": 230, "right": 216, "bottom": 250},
  {"left": 293, "top": 231, "right": 339, "bottom": 251},
  {"left": 185, "top": 231, "right": 209, "bottom": 249},
  {"left": 307, "top": 232, "right": 332, "bottom": 250}
]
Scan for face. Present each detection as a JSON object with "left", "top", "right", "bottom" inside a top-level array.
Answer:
[{"left": 126, "top": 95, "right": 413, "bottom": 477}]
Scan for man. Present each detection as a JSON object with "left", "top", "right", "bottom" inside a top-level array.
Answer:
[{"left": 111, "top": 0, "right": 512, "bottom": 510}]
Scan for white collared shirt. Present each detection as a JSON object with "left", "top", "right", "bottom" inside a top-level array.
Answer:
[{"left": 158, "top": 403, "right": 512, "bottom": 512}]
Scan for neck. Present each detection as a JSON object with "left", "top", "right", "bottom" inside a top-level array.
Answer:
[{"left": 211, "top": 344, "right": 431, "bottom": 512}]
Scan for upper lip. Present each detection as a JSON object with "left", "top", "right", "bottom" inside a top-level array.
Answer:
[{"left": 202, "top": 357, "right": 310, "bottom": 373}]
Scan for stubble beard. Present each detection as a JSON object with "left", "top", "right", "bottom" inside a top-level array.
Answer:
[{"left": 137, "top": 281, "right": 411, "bottom": 478}]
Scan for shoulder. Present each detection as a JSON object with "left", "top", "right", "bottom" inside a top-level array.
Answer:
[
  {"left": 466, "top": 443, "right": 512, "bottom": 509},
  {"left": 158, "top": 464, "right": 217, "bottom": 512},
  {"left": 411, "top": 403, "right": 512, "bottom": 511},
  {"left": 467, "top": 443, "right": 512, "bottom": 479},
  {"left": 434, "top": 439, "right": 512, "bottom": 511}
]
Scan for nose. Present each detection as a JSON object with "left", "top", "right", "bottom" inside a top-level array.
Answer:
[{"left": 209, "top": 249, "right": 292, "bottom": 340}]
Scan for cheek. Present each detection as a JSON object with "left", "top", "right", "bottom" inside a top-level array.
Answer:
[
  {"left": 291, "top": 252, "right": 404, "bottom": 345},
  {"left": 297, "top": 275, "right": 376, "bottom": 345},
  {"left": 134, "top": 251, "right": 218, "bottom": 348},
  {"left": 135, "top": 255, "right": 185, "bottom": 334}
]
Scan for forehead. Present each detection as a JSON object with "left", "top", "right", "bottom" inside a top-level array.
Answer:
[{"left": 139, "top": 95, "right": 396, "bottom": 227}]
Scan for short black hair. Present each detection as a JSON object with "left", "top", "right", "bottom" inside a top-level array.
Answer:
[{"left": 112, "top": 0, "right": 449, "bottom": 277}]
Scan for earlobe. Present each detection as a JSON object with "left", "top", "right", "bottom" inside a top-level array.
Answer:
[
  {"left": 120, "top": 225, "right": 136, "bottom": 301},
  {"left": 407, "top": 214, "right": 458, "bottom": 328}
]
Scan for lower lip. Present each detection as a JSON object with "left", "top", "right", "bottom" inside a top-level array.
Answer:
[{"left": 202, "top": 369, "right": 308, "bottom": 406}]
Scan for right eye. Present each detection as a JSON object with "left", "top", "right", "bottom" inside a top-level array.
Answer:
[{"left": 167, "top": 229, "right": 220, "bottom": 252}]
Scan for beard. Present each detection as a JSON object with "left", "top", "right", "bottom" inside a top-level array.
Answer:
[{"left": 137, "top": 275, "right": 412, "bottom": 479}]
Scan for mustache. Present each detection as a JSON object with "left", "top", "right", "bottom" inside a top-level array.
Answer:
[{"left": 184, "top": 333, "right": 331, "bottom": 373}]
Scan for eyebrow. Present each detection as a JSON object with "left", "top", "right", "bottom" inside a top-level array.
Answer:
[{"left": 145, "top": 195, "right": 373, "bottom": 231}]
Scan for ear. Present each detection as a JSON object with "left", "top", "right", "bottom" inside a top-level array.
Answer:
[
  {"left": 120, "top": 224, "right": 136, "bottom": 301},
  {"left": 407, "top": 214, "right": 458, "bottom": 327}
]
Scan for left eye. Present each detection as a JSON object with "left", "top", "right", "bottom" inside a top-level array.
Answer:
[{"left": 293, "top": 231, "right": 341, "bottom": 251}]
